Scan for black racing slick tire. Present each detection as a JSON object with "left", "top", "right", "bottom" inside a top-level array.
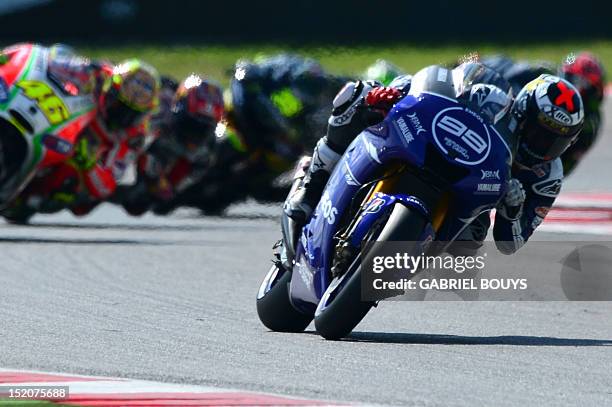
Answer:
[
  {"left": 314, "top": 204, "right": 429, "bottom": 340},
  {"left": 2, "top": 209, "right": 34, "bottom": 225},
  {"left": 256, "top": 263, "right": 313, "bottom": 332}
]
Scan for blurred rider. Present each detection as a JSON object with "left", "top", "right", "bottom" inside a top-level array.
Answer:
[
  {"left": 176, "top": 53, "right": 348, "bottom": 213},
  {"left": 284, "top": 62, "right": 584, "bottom": 256},
  {"left": 10, "top": 55, "right": 160, "bottom": 217},
  {"left": 481, "top": 52, "right": 604, "bottom": 175},
  {"left": 557, "top": 52, "right": 605, "bottom": 174},
  {"left": 118, "top": 74, "right": 225, "bottom": 215}
]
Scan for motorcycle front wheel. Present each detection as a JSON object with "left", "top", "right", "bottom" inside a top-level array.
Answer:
[
  {"left": 314, "top": 203, "right": 429, "bottom": 340},
  {"left": 256, "top": 262, "right": 313, "bottom": 332}
]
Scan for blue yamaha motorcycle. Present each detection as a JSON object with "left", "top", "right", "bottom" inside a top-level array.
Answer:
[{"left": 257, "top": 64, "right": 515, "bottom": 339}]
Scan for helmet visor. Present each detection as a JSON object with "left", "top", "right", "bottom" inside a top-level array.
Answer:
[
  {"left": 176, "top": 116, "right": 216, "bottom": 150},
  {"left": 104, "top": 95, "right": 144, "bottom": 130},
  {"left": 520, "top": 123, "right": 576, "bottom": 162}
]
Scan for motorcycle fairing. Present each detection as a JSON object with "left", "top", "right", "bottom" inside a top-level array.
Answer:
[
  {"left": 289, "top": 92, "right": 512, "bottom": 313},
  {"left": 0, "top": 44, "right": 96, "bottom": 205}
]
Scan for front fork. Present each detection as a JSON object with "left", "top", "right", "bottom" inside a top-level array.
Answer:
[{"left": 332, "top": 167, "right": 451, "bottom": 277}]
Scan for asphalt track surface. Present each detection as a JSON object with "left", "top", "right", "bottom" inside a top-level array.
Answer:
[{"left": 1, "top": 102, "right": 612, "bottom": 406}]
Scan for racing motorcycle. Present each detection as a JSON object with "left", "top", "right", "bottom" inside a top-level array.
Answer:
[
  {"left": 256, "top": 64, "right": 515, "bottom": 339},
  {"left": 0, "top": 44, "right": 96, "bottom": 219}
]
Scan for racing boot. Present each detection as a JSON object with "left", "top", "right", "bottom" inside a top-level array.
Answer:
[
  {"left": 282, "top": 80, "right": 384, "bottom": 226},
  {"left": 285, "top": 139, "right": 341, "bottom": 222},
  {"left": 282, "top": 139, "right": 341, "bottom": 261}
]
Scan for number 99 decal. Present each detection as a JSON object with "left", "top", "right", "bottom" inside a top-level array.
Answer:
[
  {"left": 16, "top": 80, "right": 70, "bottom": 125},
  {"left": 432, "top": 106, "right": 491, "bottom": 165}
]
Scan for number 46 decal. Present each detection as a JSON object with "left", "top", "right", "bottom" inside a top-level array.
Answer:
[
  {"left": 16, "top": 80, "right": 70, "bottom": 125},
  {"left": 437, "top": 115, "right": 487, "bottom": 153}
]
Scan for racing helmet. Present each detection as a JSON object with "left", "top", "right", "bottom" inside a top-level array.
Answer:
[
  {"left": 48, "top": 43, "right": 77, "bottom": 60},
  {"left": 172, "top": 74, "right": 224, "bottom": 150},
  {"left": 363, "top": 59, "right": 405, "bottom": 86},
  {"left": 560, "top": 52, "right": 606, "bottom": 112},
  {"left": 99, "top": 59, "right": 160, "bottom": 131},
  {"left": 511, "top": 74, "right": 584, "bottom": 167}
]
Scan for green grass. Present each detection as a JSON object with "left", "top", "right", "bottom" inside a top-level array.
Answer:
[{"left": 80, "top": 40, "right": 612, "bottom": 84}]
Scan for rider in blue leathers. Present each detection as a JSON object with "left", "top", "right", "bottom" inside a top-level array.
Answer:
[{"left": 285, "top": 62, "right": 584, "bottom": 255}]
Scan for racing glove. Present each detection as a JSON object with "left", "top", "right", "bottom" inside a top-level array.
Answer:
[
  {"left": 496, "top": 178, "right": 526, "bottom": 220},
  {"left": 365, "top": 86, "right": 403, "bottom": 114},
  {"left": 326, "top": 81, "right": 402, "bottom": 152}
]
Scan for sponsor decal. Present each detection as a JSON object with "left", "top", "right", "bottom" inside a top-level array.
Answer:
[
  {"left": 321, "top": 192, "right": 338, "bottom": 225},
  {"left": 469, "top": 84, "right": 512, "bottom": 124},
  {"left": 432, "top": 106, "right": 491, "bottom": 166},
  {"left": 553, "top": 109, "right": 572, "bottom": 125},
  {"left": 365, "top": 197, "right": 386, "bottom": 214},
  {"left": 477, "top": 183, "right": 502, "bottom": 193},
  {"left": 395, "top": 117, "right": 414, "bottom": 144},
  {"left": 481, "top": 169, "right": 500, "bottom": 180},
  {"left": 400, "top": 195, "right": 430, "bottom": 216},
  {"left": 532, "top": 178, "right": 562, "bottom": 197},
  {"left": 0, "top": 77, "right": 8, "bottom": 103},
  {"left": 539, "top": 111, "right": 572, "bottom": 134},
  {"left": 41, "top": 134, "right": 73, "bottom": 155},
  {"left": 407, "top": 112, "right": 426, "bottom": 135},
  {"left": 331, "top": 104, "right": 357, "bottom": 126},
  {"left": 470, "top": 85, "right": 491, "bottom": 106},
  {"left": 444, "top": 137, "right": 470, "bottom": 159},
  {"left": 343, "top": 161, "right": 361, "bottom": 186},
  {"left": 364, "top": 137, "right": 381, "bottom": 164},
  {"left": 295, "top": 257, "right": 313, "bottom": 291}
]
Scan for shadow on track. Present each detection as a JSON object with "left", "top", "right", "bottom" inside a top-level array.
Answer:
[
  {"left": 337, "top": 331, "right": 612, "bottom": 346},
  {"left": 0, "top": 235, "right": 231, "bottom": 246},
  {"left": 5, "top": 221, "right": 270, "bottom": 231},
  {"left": 21, "top": 222, "right": 207, "bottom": 232},
  {"left": 0, "top": 236, "right": 171, "bottom": 245},
  {"left": 178, "top": 213, "right": 279, "bottom": 221}
]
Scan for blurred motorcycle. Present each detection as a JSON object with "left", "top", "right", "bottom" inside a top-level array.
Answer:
[
  {"left": 0, "top": 43, "right": 96, "bottom": 222},
  {"left": 154, "top": 55, "right": 346, "bottom": 215}
]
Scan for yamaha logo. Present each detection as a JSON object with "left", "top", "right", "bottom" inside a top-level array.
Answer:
[{"left": 395, "top": 117, "right": 414, "bottom": 144}]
